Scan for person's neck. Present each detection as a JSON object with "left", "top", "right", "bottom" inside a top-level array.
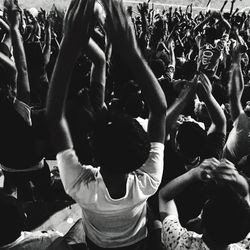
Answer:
[
  {"left": 202, "top": 233, "right": 230, "bottom": 250},
  {"left": 100, "top": 170, "right": 128, "bottom": 199}
]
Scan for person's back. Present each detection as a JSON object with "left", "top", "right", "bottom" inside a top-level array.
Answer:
[
  {"left": 46, "top": 0, "right": 167, "bottom": 249},
  {"left": 159, "top": 161, "right": 250, "bottom": 250}
]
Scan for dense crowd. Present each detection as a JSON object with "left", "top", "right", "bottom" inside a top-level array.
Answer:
[{"left": 0, "top": 0, "right": 250, "bottom": 249}]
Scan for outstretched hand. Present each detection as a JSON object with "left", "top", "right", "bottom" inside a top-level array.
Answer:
[
  {"left": 101, "top": 0, "right": 139, "bottom": 59},
  {"left": 62, "top": 0, "right": 95, "bottom": 52}
]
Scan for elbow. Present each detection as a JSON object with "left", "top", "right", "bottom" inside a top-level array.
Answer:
[{"left": 159, "top": 188, "right": 168, "bottom": 203}]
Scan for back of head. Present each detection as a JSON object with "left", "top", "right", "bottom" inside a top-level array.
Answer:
[
  {"left": 176, "top": 121, "right": 207, "bottom": 159},
  {"left": 202, "top": 184, "right": 250, "bottom": 245},
  {"left": 91, "top": 114, "right": 150, "bottom": 174},
  {"left": 0, "top": 190, "right": 26, "bottom": 246}
]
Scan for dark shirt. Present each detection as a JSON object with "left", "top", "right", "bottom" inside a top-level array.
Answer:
[{"left": 0, "top": 100, "right": 44, "bottom": 170}]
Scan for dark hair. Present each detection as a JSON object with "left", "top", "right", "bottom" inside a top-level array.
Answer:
[
  {"left": 176, "top": 121, "right": 207, "bottom": 158},
  {"left": 91, "top": 114, "right": 150, "bottom": 174},
  {"left": 0, "top": 190, "right": 26, "bottom": 246},
  {"left": 202, "top": 184, "right": 250, "bottom": 245}
]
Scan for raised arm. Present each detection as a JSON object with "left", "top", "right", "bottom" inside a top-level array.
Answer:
[
  {"left": 193, "top": 12, "right": 212, "bottom": 35},
  {"left": 86, "top": 37, "right": 106, "bottom": 113},
  {"left": 165, "top": 80, "right": 197, "bottom": 133},
  {"left": 102, "top": 0, "right": 167, "bottom": 143},
  {"left": 159, "top": 157, "right": 220, "bottom": 220},
  {"left": 196, "top": 73, "right": 226, "bottom": 135},
  {"left": 46, "top": 0, "right": 95, "bottom": 153},
  {"left": 43, "top": 18, "right": 52, "bottom": 67},
  {"left": 228, "top": 45, "right": 244, "bottom": 122},
  {"left": 7, "top": 8, "right": 30, "bottom": 105}
]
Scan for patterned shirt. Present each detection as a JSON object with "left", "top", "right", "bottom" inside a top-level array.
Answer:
[{"left": 162, "top": 215, "right": 250, "bottom": 250}]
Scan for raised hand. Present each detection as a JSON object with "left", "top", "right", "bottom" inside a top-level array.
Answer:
[
  {"left": 62, "top": 0, "right": 95, "bottom": 51},
  {"left": 102, "top": 0, "right": 139, "bottom": 59},
  {"left": 193, "top": 158, "right": 220, "bottom": 181}
]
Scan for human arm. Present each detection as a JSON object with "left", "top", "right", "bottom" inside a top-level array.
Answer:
[
  {"left": 193, "top": 12, "right": 212, "bottom": 35},
  {"left": 159, "top": 158, "right": 220, "bottom": 220},
  {"left": 102, "top": 0, "right": 167, "bottom": 143},
  {"left": 86, "top": 37, "right": 106, "bottom": 113},
  {"left": 7, "top": 8, "right": 30, "bottom": 105},
  {"left": 46, "top": 0, "right": 95, "bottom": 153},
  {"left": 43, "top": 18, "right": 52, "bottom": 66},
  {"left": 196, "top": 73, "right": 226, "bottom": 135},
  {"left": 228, "top": 44, "right": 244, "bottom": 122},
  {"left": 166, "top": 80, "right": 197, "bottom": 133},
  {"left": 214, "top": 159, "right": 250, "bottom": 198}
]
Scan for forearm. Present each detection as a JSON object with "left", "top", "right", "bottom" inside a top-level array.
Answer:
[
  {"left": 43, "top": 26, "right": 52, "bottom": 66},
  {"left": 235, "top": 173, "right": 250, "bottom": 197},
  {"left": 202, "top": 94, "right": 226, "bottom": 133},
  {"left": 11, "top": 27, "right": 30, "bottom": 105},
  {"left": 159, "top": 168, "right": 197, "bottom": 202},
  {"left": 165, "top": 84, "right": 196, "bottom": 132},
  {"left": 46, "top": 43, "right": 77, "bottom": 122},
  {"left": 90, "top": 62, "right": 106, "bottom": 112},
  {"left": 46, "top": 44, "right": 77, "bottom": 153},
  {"left": 228, "top": 64, "right": 244, "bottom": 120},
  {"left": 169, "top": 45, "right": 176, "bottom": 68},
  {"left": 130, "top": 51, "right": 167, "bottom": 115},
  {"left": 194, "top": 15, "right": 211, "bottom": 34}
]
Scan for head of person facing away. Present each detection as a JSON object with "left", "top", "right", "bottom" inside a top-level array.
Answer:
[
  {"left": 91, "top": 114, "right": 150, "bottom": 174},
  {"left": 0, "top": 189, "right": 26, "bottom": 247},
  {"left": 175, "top": 120, "right": 207, "bottom": 162},
  {"left": 201, "top": 183, "right": 250, "bottom": 247}
]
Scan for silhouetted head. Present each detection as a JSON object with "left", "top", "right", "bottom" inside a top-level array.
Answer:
[
  {"left": 202, "top": 184, "right": 250, "bottom": 245},
  {"left": 91, "top": 114, "right": 150, "bottom": 174},
  {"left": 176, "top": 121, "right": 207, "bottom": 159}
]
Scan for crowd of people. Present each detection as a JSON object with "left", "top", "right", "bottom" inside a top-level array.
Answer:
[{"left": 0, "top": 0, "right": 250, "bottom": 249}]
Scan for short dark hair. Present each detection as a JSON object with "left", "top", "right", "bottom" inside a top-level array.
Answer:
[
  {"left": 176, "top": 121, "right": 207, "bottom": 159},
  {"left": 202, "top": 184, "right": 250, "bottom": 245},
  {"left": 0, "top": 190, "right": 26, "bottom": 246},
  {"left": 91, "top": 114, "right": 150, "bottom": 174}
]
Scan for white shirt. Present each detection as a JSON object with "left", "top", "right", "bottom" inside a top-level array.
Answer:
[
  {"left": 57, "top": 142, "right": 164, "bottom": 248},
  {"left": 223, "top": 111, "right": 250, "bottom": 163},
  {"left": 162, "top": 215, "right": 250, "bottom": 250}
]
